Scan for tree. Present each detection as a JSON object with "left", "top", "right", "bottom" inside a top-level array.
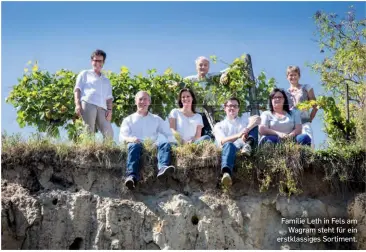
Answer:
[{"left": 307, "top": 6, "right": 366, "bottom": 144}]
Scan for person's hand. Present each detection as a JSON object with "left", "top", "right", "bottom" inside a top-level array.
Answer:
[
  {"left": 241, "top": 133, "right": 248, "bottom": 142},
  {"left": 239, "top": 128, "right": 249, "bottom": 138},
  {"left": 220, "top": 72, "right": 229, "bottom": 85},
  {"left": 105, "top": 110, "right": 112, "bottom": 121},
  {"left": 277, "top": 132, "right": 288, "bottom": 139},
  {"left": 75, "top": 104, "right": 83, "bottom": 117},
  {"left": 286, "top": 132, "right": 296, "bottom": 138}
]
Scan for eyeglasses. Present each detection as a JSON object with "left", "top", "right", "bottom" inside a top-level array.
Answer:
[
  {"left": 272, "top": 96, "right": 284, "bottom": 100},
  {"left": 92, "top": 59, "right": 104, "bottom": 63},
  {"left": 225, "top": 105, "right": 239, "bottom": 108}
]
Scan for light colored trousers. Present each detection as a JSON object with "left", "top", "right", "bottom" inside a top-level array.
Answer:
[
  {"left": 81, "top": 101, "right": 113, "bottom": 140},
  {"left": 302, "top": 122, "right": 314, "bottom": 149}
]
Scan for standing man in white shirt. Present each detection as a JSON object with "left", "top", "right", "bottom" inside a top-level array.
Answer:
[
  {"left": 119, "top": 91, "right": 176, "bottom": 190},
  {"left": 74, "top": 49, "right": 114, "bottom": 140},
  {"left": 214, "top": 97, "right": 261, "bottom": 188}
]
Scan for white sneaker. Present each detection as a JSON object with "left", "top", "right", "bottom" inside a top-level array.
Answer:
[
  {"left": 241, "top": 143, "right": 252, "bottom": 156},
  {"left": 221, "top": 172, "right": 232, "bottom": 187}
]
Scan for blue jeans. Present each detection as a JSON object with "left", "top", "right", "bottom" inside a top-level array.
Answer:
[
  {"left": 220, "top": 126, "right": 259, "bottom": 176},
  {"left": 194, "top": 135, "right": 211, "bottom": 143},
  {"left": 126, "top": 142, "right": 172, "bottom": 181},
  {"left": 259, "top": 134, "right": 311, "bottom": 146},
  {"left": 221, "top": 142, "right": 239, "bottom": 176},
  {"left": 247, "top": 126, "right": 259, "bottom": 148}
]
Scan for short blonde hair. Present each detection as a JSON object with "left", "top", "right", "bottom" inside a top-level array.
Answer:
[
  {"left": 286, "top": 66, "right": 301, "bottom": 77},
  {"left": 195, "top": 56, "right": 210, "bottom": 65}
]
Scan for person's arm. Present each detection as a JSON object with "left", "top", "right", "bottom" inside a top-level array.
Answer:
[
  {"left": 106, "top": 98, "right": 113, "bottom": 121},
  {"left": 159, "top": 117, "right": 177, "bottom": 143},
  {"left": 258, "top": 111, "right": 287, "bottom": 138},
  {"left": 74, "top": 72, "right": 84, "bottom": 117},
  {"left": 287, "top": 124, "right": 302, "bottom": 138},
  {"left": 214, "top": 123, "right": 247, "bottom": 146},
  {"left": 259, "top": 125, "right": 287, "bottom": 138},
  {"left": 193, "top": 125, "right": 204, "bottom": 141},
  {"left": 168, "top": 109, "right": 183, "bottom": 143},
  {"left": 287, "top": 110, "right": 302, "bottom": 137},
  {"left": 192, "top": 114, "right": 204, "bottom": 141},
  {"left": 307, "top": 87, "right": 318, "bottom": 122},
  {"left": 119, "top": 118, "right": 140, "bottom": 144},
  {"left": 105, "top": 82, "right": 114, "bottom": 121}
]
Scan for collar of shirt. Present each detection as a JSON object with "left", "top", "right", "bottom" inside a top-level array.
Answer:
[
  {"left": 88, "top": 69, "right": 107, "bottom": 79},
  {"left": 225, "top": 116, "right": 240, "bottom": 124}
]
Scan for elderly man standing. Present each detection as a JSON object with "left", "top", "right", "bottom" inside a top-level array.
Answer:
[
  {"left": 74, "top": 49, "right": 114, "bottom": 140},
  {"left": 184, "top": 56, "right": 229, "bottom": 138},
  {"left": 119, "top": 91, "right": 176, "bottom": 190}
]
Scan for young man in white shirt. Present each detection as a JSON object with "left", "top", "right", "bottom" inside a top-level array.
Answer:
[
  {"left": 119, "top": 91, "right": 176, "bottom": 190},
  {"left": 213, "top": 97, "right": 260, "bottom": 187},
  {"left": 74, "top": 49, "right": 114, "bottom": 140}
]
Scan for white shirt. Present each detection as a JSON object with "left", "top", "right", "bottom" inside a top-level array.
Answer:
[
  {"left": 213, "top": 112, "right": 250, "bottom": 149},
  {"left": 119, "top": 112, "right": 176, "bottom": 144},
  {"left": 74, "top": 69, "right": 113, "bottom": 110},
  {"left": 168, "top": 108, "right": 203, "bottom": 141},
  {"left": 184, "top": 68, "right": 228, "bottom": 89}
]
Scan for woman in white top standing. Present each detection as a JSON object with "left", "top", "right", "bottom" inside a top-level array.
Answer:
[
  {"left": 286, "top": 66, "right": 318, "bottom": 148},
  {"left": 169, "top": 88, "right": 211, "bottom": 144}
]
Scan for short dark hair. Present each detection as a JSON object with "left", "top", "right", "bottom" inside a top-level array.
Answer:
[
  {"left": 224, "top": 97, "right": 241, "bottom": 107},
  {"left": 178, "top": 88, "right": 197, "bottom": 113},
  {"left": 268, "top": 88, "right": 291, "bottom": 114},
  {"left": 91, "top": 49, "right": 107, "bottom": 61}
]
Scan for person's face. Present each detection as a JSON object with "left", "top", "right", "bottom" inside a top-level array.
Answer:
[
  {"left": 91, "top": 55, "right": 104, "bottom": 73},
  {"left": 224, "top": 100, "right": 240, "bottom": 118},
  {"left": 272, "top": 91, "right": 285, "bottom": 110},
  {"left": 180, "top": 91, "right": 193, "bottom": 108},
  {"left": 135, "top": 92, "right": 151, "bottom": 111},
  {"left": 196, "top": 59, "right": 209, "bottom": 76},
  {"left": 287, "top": 71, "right": 300, "bottom": 85}
]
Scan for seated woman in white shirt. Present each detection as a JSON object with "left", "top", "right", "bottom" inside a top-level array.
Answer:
[
  {"left": 169, "top": 88, "right": 211, "bottom": 144},
  {"left": 119, "top": 91, "right": 177, "bottom": 190},
  {"left": 259, "top": 88, "right": 311, "bottom": 146}
]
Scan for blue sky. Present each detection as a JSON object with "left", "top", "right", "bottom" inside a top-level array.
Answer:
[{"left": 2, "top": 1, "right": 365, "bottom": 147}]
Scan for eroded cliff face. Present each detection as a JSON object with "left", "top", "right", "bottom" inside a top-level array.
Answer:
[{"left": 1, "top": 147, "right": 365, "bottom": 250}]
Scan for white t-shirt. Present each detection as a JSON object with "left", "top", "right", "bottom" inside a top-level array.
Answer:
[
  {"left": 213, "top": 112, "right": 250, "bottom": 149},
  {"left": 260, "top": 110, "right": 302, "bottom": 135},
  {"left": 168, "top": 108, "right": 203, "bottom": 141},
  {"left": 119, "top": 112, "right": 176, "bottom": 144},
  {"left": 74, "top": 69, "right": 113, "bottom": 110}
]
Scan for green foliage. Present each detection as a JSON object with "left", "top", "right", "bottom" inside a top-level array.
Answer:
[
  {"left": 310, "top": 7, "right": 366, "bottom": 143},
  {"left": 297, "top": 96, "right": 356, "bottom": 143},
  {"left": 6, "top": 55, "right": 275, "bottom": 141}
]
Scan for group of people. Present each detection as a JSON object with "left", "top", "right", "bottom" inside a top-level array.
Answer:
[{"left": 74, "top": 50, "right": 318, "bottom": 190}]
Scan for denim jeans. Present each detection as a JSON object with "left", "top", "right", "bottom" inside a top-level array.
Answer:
[
  {"left": 220, "top": 126, "right": 259, "bottom": 177},
  {"left": 247, "top": 126, "right": 259, "bottom": 148},
  {"left": 221, "top": 142, "right": 239, "bottom": 176},
  {"left": 259, "top": 134, "right": 311, "bottom": 146},
  {"left": 194, "top": 135, "right": 211, "bottom": 143},
  {"left": 126, "top": 142, "right": 172, "bottom": 181}
]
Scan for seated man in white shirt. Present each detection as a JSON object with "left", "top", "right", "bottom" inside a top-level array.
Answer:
[
  {"left": 74, "top": 49, "right": 114, "bottom": 140},
  {"left": 213, "top": 97, "right": 261, "bottom": 188},
  {"left": 119, "top": 91, "right": 176, "bottom": 190}
]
